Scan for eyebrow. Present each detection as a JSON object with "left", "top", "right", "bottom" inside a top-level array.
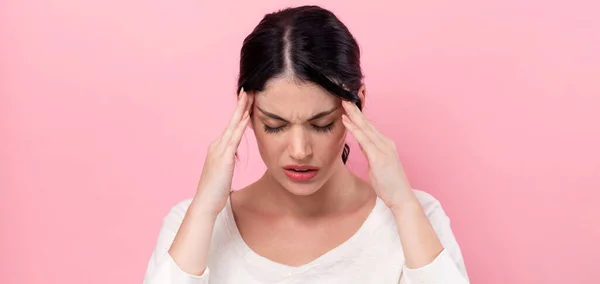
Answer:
[{"left": 255, "top": 106, "right": 338, "bottom": 123}]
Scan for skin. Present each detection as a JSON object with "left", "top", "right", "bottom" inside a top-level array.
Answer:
[
  {"left": 230, "top": 77, "right": 376, "bottom": 266},
  {"left": 168, "top": 76, "right": 444, "bottom": 276}
]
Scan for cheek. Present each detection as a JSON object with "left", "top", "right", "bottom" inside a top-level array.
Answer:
[
  {"left": 331, "top": 121, "right": 348, "bottom": 145},
  {"left": 252, "top": 125, "right": 283, "bottom": 162},
  {"left": 314, "top": 125, "right": 347, "bottom": 159}
]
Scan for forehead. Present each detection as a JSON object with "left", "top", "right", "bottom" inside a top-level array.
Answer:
[{"left": 254, "top": 77, "right": 338, "bottom": 112}]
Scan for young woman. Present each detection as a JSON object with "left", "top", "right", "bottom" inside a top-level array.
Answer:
[{"left": 144, "top": 5, "right": 469, "bottom": 284}]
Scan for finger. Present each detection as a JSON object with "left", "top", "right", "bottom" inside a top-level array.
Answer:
[
  {"left": 231, "top": 88, "right": 248, "bottom": 126},
  {"left": 342, "top": 114, "right": 377, "bottom": 160},
  {"left": 225, "top": 112, "right": 251, "bottom": 156},
  {"left": 244, "top": 92, "right": 255, "bottom": 117},
  {"left": 341, "top": 100, "right": 383, "bottom": 137},
  {"left": 222, "top": 89, "right": 248, "bottom": 141},
  {"left": 341, "top": 100, "right": 386, "bottom": 144}
]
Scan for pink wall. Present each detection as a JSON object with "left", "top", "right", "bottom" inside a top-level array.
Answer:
[{"left": 1, "top": 0, "right": 599, "bottom": 283}]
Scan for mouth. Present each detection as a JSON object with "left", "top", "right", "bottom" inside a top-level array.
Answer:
[{"left": 282, "top": 165, "right": 319, "bottom": 181}]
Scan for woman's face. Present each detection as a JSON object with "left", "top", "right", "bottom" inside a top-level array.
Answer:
[{"left": 250, "top": 77, "right": 348, "bottom": 196}]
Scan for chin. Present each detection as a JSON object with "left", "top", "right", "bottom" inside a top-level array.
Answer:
[{"left": 280, "top": 180, "right": 324, "bottom": 196}]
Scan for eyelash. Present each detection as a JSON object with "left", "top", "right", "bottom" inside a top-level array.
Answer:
[{"left": 263, "top": 123, "right": 335, "bottom": 134}]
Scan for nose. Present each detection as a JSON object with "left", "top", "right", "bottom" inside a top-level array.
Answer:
[{"left": 287, "top": 127, "right": 313, "bottom": 162}]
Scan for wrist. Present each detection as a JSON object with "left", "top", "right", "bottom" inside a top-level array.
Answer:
[
  {"left": 190, "top": 194, "right": 225, "bottom": 218},
  {"left": 385, "top": 187, "right": 419, "bottom": 211},
  {"left": 389, "top": 198, "right": 423, "bottom": 219}
]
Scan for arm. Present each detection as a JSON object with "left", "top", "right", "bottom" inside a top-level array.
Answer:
[
  {"left": 144, "top": 89, "right": 253, "bottom": 283},
  {"left": 391, "top": 195, "right": 444, "bottom": 269},
  {"left": 143, "top": 199, "right": 213, "bottom": 284},
  {"left": 168, "top": 198, "right": 219, "bottom": 276},
  {"left": 340, "top": 100, "right": 469, "bottom": 283},
  {"left": 394, "top": 191, "right": 469, "bottom": 284}
]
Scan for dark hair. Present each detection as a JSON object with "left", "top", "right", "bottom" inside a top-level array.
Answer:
[{"left": 237, "top": 5, "right": 363, "bottom": 164}]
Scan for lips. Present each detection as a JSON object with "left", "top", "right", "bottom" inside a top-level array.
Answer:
[{"left": 282, "top": 165, "right": 319, "bottom": 181}]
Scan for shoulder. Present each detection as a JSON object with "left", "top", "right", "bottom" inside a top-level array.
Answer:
[
  {"left": 409, "top": 189, "right": 458, "bottom": 236},
  {"left": 167, "top": 198, "right": 194, "bottom": 215},
  {"left": 412, "top": 189, "right": 445, "bottom": 216},
  {"left": 161, "top": 198, "right": 193, "bottom": 224},
  {"left": 154, "top": 198, "right": 194, "bottom": 236},
  {"left": 160, "top": 198, "right": 229, "bottom": 228},
  {"left": 375, "top": 189, "right": 448, "bottom": 226},
  {"left": 157, "top": 198, "right": 233, "bottom": 253}
]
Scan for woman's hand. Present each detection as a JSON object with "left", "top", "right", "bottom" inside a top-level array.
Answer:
[
  {"left": 341, "top": 100, "right": 416, "bottom": 209},
  {"left": 195, "top": 89, "right": 254, "bottom": 215},
  {"left": 168, "top": 89, "right": 253, "bottom": 277}
]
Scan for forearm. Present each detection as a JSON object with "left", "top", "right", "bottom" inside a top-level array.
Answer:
[
  {"left": 391, "top": 196, "right": 444, "bottom": 269},
  {"left": 168, "top": 197, "right": 218, "bottom": 276}
]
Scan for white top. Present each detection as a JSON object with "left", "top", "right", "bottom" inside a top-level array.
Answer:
[{"left": 143, "top": 190, "right": 470, "bottom": 284}]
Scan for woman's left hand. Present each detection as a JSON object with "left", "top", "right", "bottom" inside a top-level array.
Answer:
[
  {"left": 341, "top": 100, "right": 417, "bottom": 209},
  {"left": 342, "top": 101, "right": 452, "bottom": 271}
]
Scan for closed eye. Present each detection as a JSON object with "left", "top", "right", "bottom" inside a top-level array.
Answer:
[
  {"left": 263, "top": 124, "right": 285, "bottom": 134},
  {"left": 263, "top": 122, "right": 335, "bottom": 134},
  {"left": 312, "top": 122, "right": 334, "bottom": 132}
]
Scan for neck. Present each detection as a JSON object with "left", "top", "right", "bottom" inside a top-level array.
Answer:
[{"left": 257, "top": 162, "right": 371, "bottom": 217}]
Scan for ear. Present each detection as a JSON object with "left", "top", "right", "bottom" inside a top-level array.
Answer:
[{"left": 357, "top": 84, "right": 366, "bottom": 109}]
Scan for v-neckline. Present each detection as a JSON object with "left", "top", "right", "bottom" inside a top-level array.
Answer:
[{"left": 224, "top": 197, "right": 386, "bottom": 279}]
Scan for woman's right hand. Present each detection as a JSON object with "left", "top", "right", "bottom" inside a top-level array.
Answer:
[
  {"left": 194, "top": 88, "right": 254, "bottom": 215},
  {"left": 165, "top": 90, "right": 253, "bottom": 277}
]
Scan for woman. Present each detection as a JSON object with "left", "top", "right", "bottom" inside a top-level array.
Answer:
[{"left": 144, "top": 5, "right": 469, "bottom": 284}]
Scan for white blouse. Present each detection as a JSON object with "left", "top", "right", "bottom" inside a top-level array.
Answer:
[{"left": 144, "top": 190, "right": 470, "bottom": 283}]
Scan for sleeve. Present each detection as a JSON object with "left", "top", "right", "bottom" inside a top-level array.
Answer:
[
  {"left": 400, "top": 191, "right": 470, "bottom": 284},
  {"left": 143, "top": 199, "right": 210, "bottom": 284}
]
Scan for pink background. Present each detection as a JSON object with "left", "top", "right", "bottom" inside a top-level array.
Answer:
[{"left": 1, "top": 0, "right": 599, "bottom": 283}]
